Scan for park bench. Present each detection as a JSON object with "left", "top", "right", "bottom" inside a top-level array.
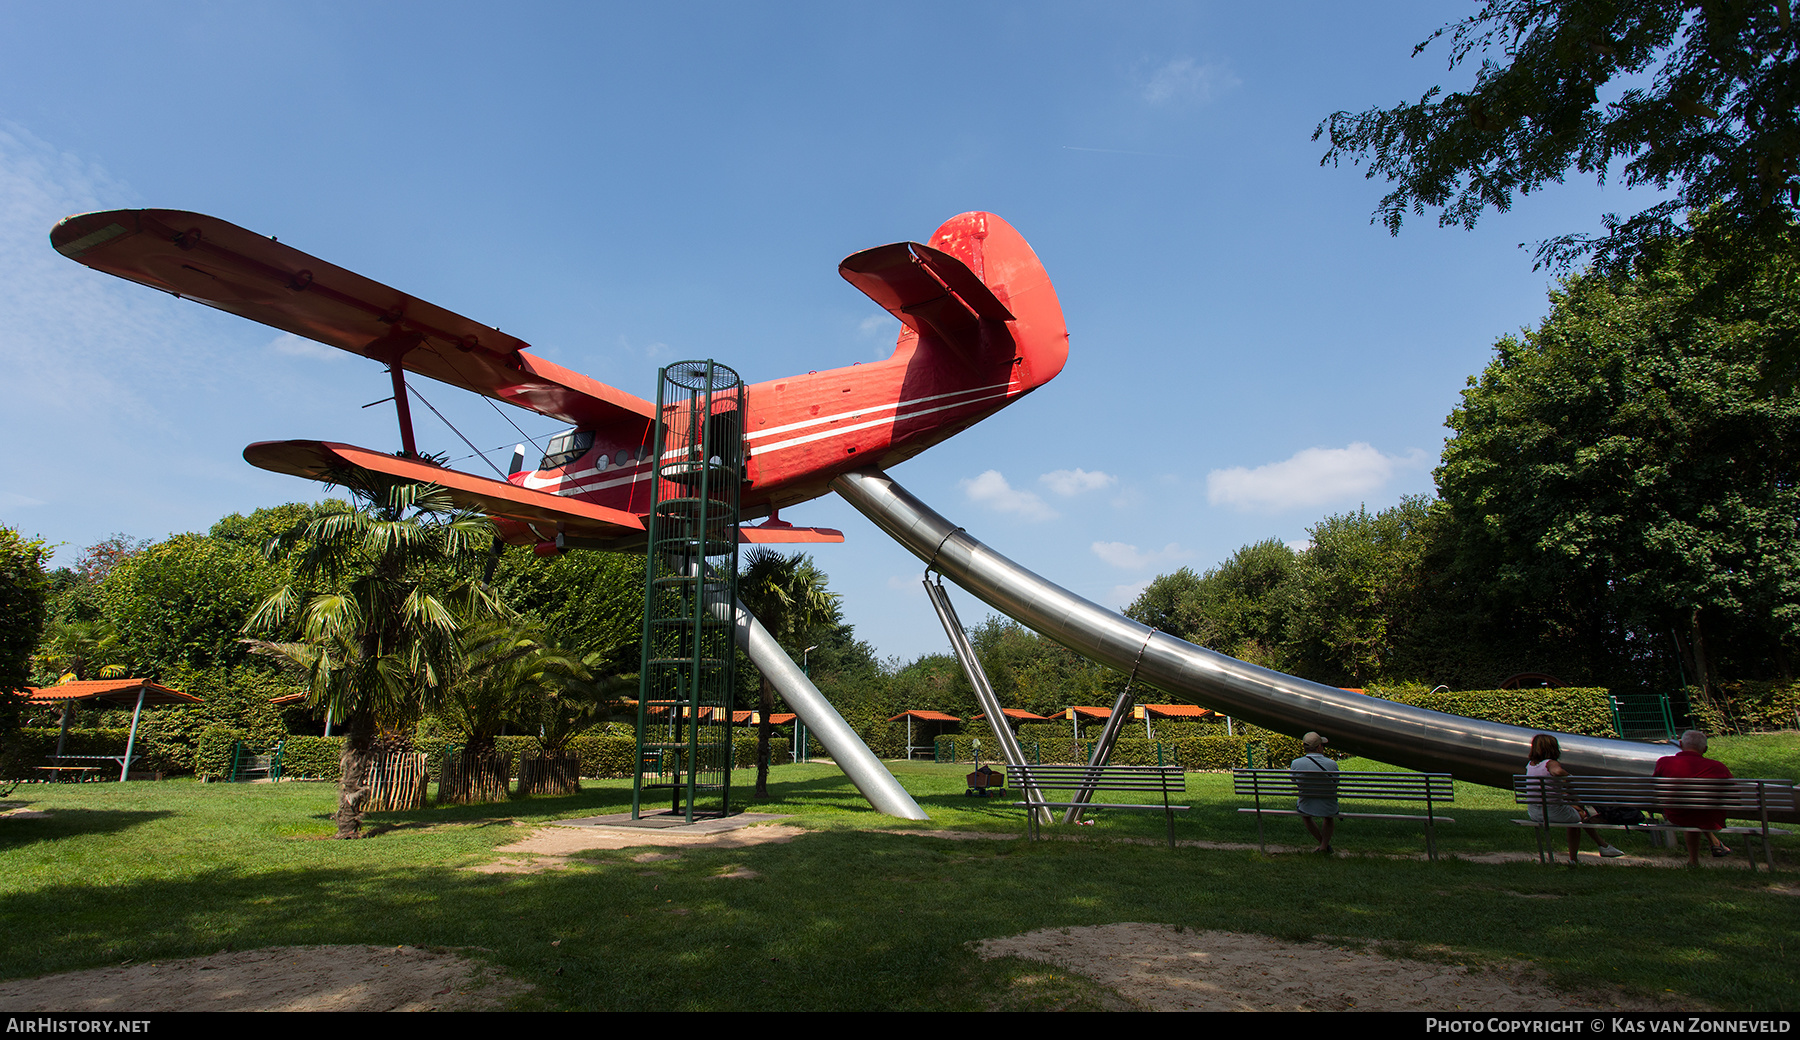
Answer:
[
  {"left": 1233, "top": 769, "right": 1456, "bottom": 860},
  {"left": 1010, "top": 763, "right": 1189, "bottom": 848},
  {"left": 1511, "top": 775, "right": 1795, "bottom": 871},
  {"left": 230, "top": 741, "right": 284, "bottom": 782},
  {"left": 32, "top": 765, "right": 100, "bottom": 783}
]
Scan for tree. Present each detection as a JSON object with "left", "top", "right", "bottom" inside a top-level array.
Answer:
[
  {"left": 1127, "top": 540, "right": 1298, "bottom": 669},
  {"left": 1283, "top": 498, "right": 1438, "bottom": 686},
  {"left": 1435, "top": 223, "right": 1800, "bottom": 699},
  {"left": 244, "top": 477, "right": 503, "bottom": 837},
  {"left": 0, "top": 527, "right": 49, "bottom": 737},
  {"left": 1317, "top": 1, "right": 1800, "bottom": 270},
  {"left": 737, "top": 549, "right": 840, "bottom": 797}
]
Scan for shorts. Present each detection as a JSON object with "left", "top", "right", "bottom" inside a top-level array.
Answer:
[{"left": 1528, "top": 803, "right": 1583, "bottom": 826}]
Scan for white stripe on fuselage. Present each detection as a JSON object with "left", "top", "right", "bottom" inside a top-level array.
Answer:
[{"left": 523, "top": 381, "right": 1019, "bottom": 497}]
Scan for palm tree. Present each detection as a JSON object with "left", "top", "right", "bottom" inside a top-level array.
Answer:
[
  {"left": 438, "top": 619, "right": 601, "bottom": 802},
  {"left": 243, "top": 475, "right": 502, "bottom": 837},
  {"left": 737, "top": 549, "right": 840, "bottom": 797},
  {"left": 36, "top": 618, "right": 129, "bottom": 683}
]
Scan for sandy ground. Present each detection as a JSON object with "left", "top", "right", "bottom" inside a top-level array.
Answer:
[
  {"left": 0, "top": 813, "right": 1718, "bottom": 1011},
  {"left": 974, "top": 924, "right": 1682, "bottom": 1012},
  {"left": 0, "top": 945, "right": 529, "bottom": 1012}
]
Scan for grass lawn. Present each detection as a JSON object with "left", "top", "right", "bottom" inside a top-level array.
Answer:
[{"left": 1, "top": 738, "right": 1796, "bottom": 1011}]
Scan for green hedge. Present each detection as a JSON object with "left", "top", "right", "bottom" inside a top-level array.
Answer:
[
  {"left": 1, "top": 727, "right": 131, "bottom": 780},
  {"left": 195, "top": 727, "right": 243, "bottom": 781},
  {"left": 280, "top": 736, "right": 343, "bottom": 780},
  {"left": 1365, "top": 686, "right": 1617, "bottom": 737},
  {"left": 932, "top": 731, "right": 1305, "bottom": 772}
]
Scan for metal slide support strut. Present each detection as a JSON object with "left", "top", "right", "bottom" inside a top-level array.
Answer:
[
  {"left": 922, "top": 575, "right": 1050, "bottom": 825},
  {"left": 1061, "top": 630, "right": 1154, "bottom": 824},
  {"left": 719, "top": 595, "right": 929, "bottom": 821}
]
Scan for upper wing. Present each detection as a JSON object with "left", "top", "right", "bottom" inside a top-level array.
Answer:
[{"left": 53, "top": 209, "right": 654, "bottom": 430}]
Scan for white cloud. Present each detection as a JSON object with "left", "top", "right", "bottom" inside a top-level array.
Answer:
[
  {"left": 1206, "top": 443, "right": 1429, "bottom": 512},
  {"left": 1110, "top": 579, "right": 1152, "bottom": 609},
  {"left": 0, "top": 491, "right": 46, "bottom": 509},
  {"left": 1040, "top": 468, "right": 1116, "bottom": 496},
  {"left": 960, "top": 470, "right": 1058, "bottom": 522},
  {"left": 859, "top": 313, "right": 894, "bottom": 336},
  {"left": 267, "top": 332, "right": 341, "bottom": 361},
  {"left": 1141, "top": 57, "right": 1240, "bottom": 106},
  {"left": 1091, "top": 540, "right": 1192, "bottom": 570},
  {"left": 1286, "top": 538, "right": 1314, "bottom": 554}
]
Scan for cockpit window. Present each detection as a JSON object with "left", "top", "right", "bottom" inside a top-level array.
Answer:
[{"left": 538, "top": 429, "right": 594, "bottom": 471}]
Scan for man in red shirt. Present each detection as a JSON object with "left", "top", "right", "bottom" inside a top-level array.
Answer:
[{"left": 1653, "top": 730, "right": 1734, "bottom": 866}]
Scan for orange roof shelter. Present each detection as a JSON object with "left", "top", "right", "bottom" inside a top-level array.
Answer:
[
  {"left": 888, "top": 710, "right": 961, "bottom": 759},
  {"left": 972, "top": 708, "right": 1049, "bottom": 726},
  {"left": 25, "top": 678, "right": 201, "bottom": 781}
]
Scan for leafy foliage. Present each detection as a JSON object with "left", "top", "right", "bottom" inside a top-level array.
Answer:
[
  {"left": 1436, "top": 221, "right": 1800, "bottom": 699},
  {"left": 0, "top": 528, "right": 49, "bottom": 698},
  {"left": 243, "top": 476, "right": 503, "bottom": 836},
  {"left": 1317, "top": 1, "right": 1800, "bottom": 269}
]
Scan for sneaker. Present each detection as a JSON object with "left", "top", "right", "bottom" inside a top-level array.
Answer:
[{"left": 1600, "top": 844, "right": 1625, "bottom": 858}]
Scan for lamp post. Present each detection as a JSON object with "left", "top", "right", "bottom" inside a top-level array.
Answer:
[{"left": 795, "top": 645, "right": 818, "bottom": 763}]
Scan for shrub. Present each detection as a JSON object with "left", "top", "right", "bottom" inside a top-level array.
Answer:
[{"left": 1365, "top": 686, "right": 1616, "bottom": 737}]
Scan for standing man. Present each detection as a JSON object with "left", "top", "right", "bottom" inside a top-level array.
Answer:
[
  {"left": 1653, "top": 730, "right": 1734, "bottom": 866},
  {"left": 1291, "top": 731, "right": 1340, "bottom": 854}
]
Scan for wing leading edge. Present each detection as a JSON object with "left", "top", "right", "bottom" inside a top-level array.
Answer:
[{"left": 52, "top": 209, "right": 654, "bottom": 431}]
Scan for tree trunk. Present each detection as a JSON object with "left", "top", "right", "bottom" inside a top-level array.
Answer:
[
  {"left": 335, "top": 709, "right": 376, "bottom": 839},
  {"left": 755, "top": 676, "right": 773, "bottom": 798},
  {"left": 1689, "top": 608, "right": 1715, "bottom": 709}
]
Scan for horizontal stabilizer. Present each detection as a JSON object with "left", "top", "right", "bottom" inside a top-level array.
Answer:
[
  {"left": 54, "top": 209, "right": 655, "bottom": 430},
  {"left": 243, "top": 440, "right": 646, "bottom": 542},
  {"left": 739, "top": 520, "right": 844, "bottom": 544},
  {"left": 840, "top": 241, "right": 1015, "bottom": 366}
]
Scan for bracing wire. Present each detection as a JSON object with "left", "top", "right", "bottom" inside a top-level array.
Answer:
[{"left": 405, "top": 380, "right": 509, "bottom": 479}]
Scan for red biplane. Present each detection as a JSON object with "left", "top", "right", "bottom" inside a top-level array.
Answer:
[{"left": 50, "top": 209, "right": 1068, "bottom": 550}]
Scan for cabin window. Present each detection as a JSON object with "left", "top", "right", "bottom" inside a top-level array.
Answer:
[{"left": 539, "top": 429, "right": 594, "bottom": 471}]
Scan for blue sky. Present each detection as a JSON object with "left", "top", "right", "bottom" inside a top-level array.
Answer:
[{"left": 0, "top": 3, "right": 1634, "bottom": 664}]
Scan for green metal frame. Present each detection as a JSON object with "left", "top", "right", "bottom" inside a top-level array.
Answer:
[{"left": 633, "top": 360, "right": 745, "bottom": 822}]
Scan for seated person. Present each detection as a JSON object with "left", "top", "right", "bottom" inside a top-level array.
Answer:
[
  {"left": 1654, "top": 730, "right": 1734, "bottom": 866},
  {"left": 1290, "top": 732, "right": 1339, "bottom": 853}
]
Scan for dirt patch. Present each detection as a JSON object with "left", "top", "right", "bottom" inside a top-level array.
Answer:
[
  {"left": 0, "top": 945, "right": 529, "bottom": 1012},
  {"left": 465, "top": 820, "right": 806, "bottom": 874},
  {"left": 975, "top": 924, "right": 1682, "bottom": 1012}
]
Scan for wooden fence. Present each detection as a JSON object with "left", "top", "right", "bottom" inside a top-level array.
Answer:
[
  {"left": 439, "top": 749, "right": 512, "bottom": 805},
  {"left": 519, "top": 751, "right": 581, "bottom": 796},
  {"left": 365, "top": 752, "right": 428, "bottom": 811}
]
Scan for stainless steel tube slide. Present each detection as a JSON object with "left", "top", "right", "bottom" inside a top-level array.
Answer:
[
  {"left": 830, "top": 468, "right": 1669, "bottom": 790},
  {"left": 725, "top": 594, "right": 930, "bottom": 820}
]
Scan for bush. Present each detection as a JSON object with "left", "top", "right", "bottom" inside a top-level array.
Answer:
[
  {"left": 194, "top": 727, "right": 243, "bottom": 781},
  {"left": 1365, "top": 686, "right": 1616, "bottom": 737},
  {"left": 1699, "top": 681, "right": 1800, "bottom": 734},
  {"left": 933, "top": 729, "right": 1305, "bottom": 772},
  {"left": 280, "top": 736, "right": 343, "bottom": 780},
  {"left": 0, "top": 727, "right": 129, "bottom": 780}
]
